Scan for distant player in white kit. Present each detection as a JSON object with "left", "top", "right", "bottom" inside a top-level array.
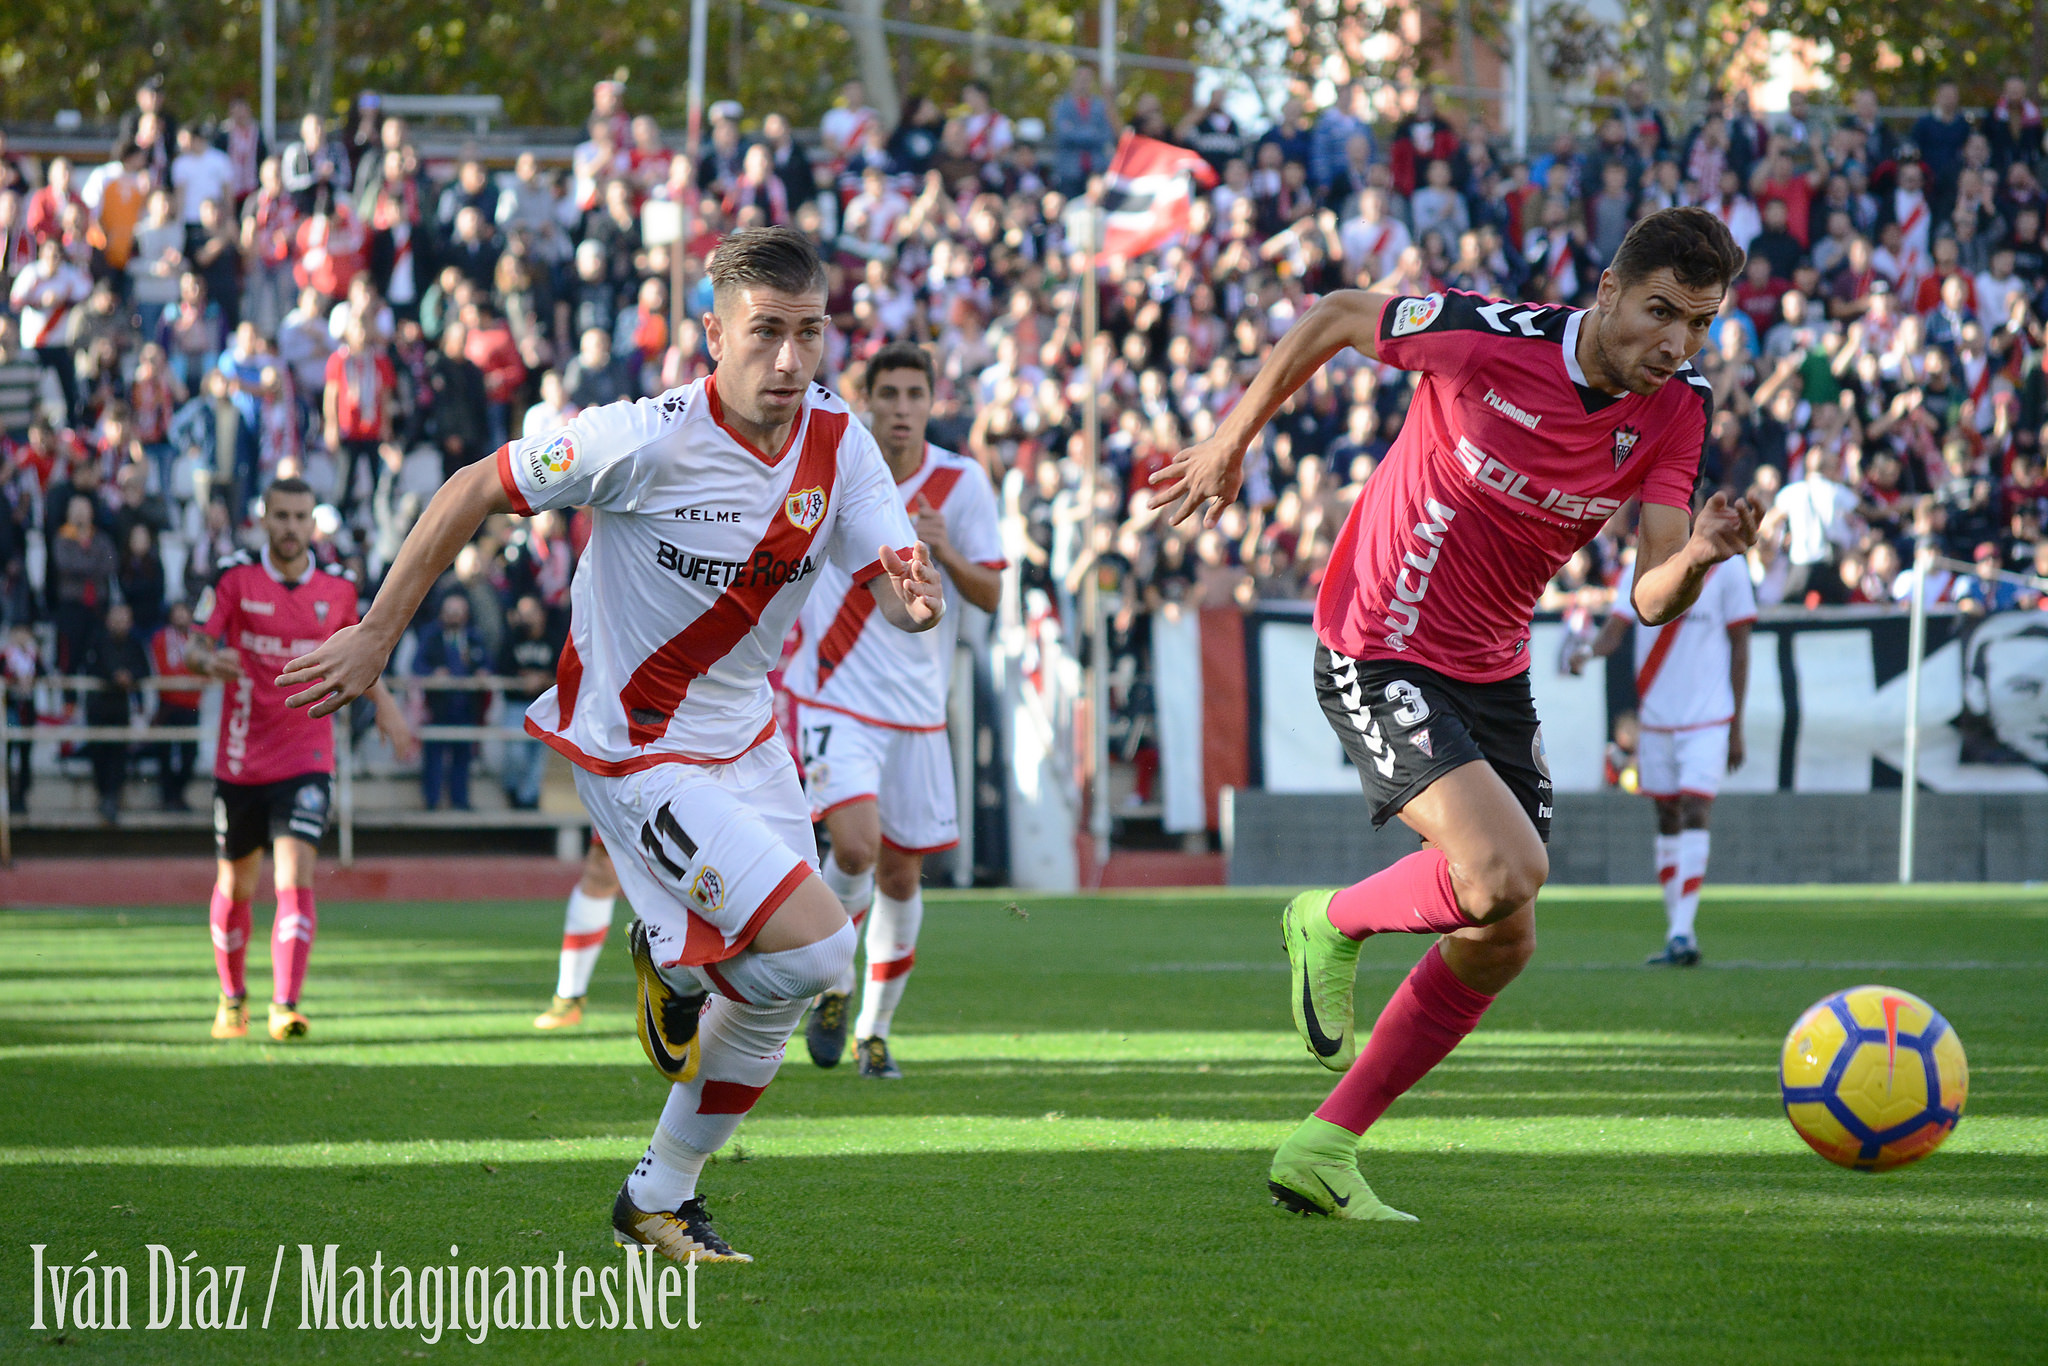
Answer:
[
  {"left": 781, "top": 342, "right": 1004, "bottom": 1077},
  {"left": 1574, "top": 506, "right": 1755, "bottom": 964},
  {"left": 279, "top": 228, "right": 943, "bottom": 1264}
]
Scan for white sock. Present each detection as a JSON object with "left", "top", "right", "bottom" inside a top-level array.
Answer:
[
  {"left": 820, "top": 857, "right": 873, "bottom": 995},
  {"left": 854, "top": 889, "right": 923, "bottom": 1040},
  {"left": 555, "top": 889, "right": 615, "bottom": 999},
  {"left": 1674, "top": 829, "right": 1710, "bottom": 942},
  {"left": 1653, "top": 833, "right": 1682, "bottom": 939},
  {"left": 627, "top": 1118, "right": 711, "bottom": 1211},
  {"left": 626, "top": 993, "right": 807, "bottom": 1210}
]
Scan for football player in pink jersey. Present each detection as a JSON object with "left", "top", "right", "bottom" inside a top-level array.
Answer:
[
  {"left": 1573, "top": 505, "right": 1757, "bottom": 965},
  {"left": 184, "top": 477, "right": 416, "bottom": 1042},
  {"left": 1153, "top": 208, "right": 1758, "bottom": 1221},
  {"left": 782, "top": 342, "right": 1005, "bottom": 1078},
  {"left": 279, "top": 228, "right": 944, "bottom": 1264}
]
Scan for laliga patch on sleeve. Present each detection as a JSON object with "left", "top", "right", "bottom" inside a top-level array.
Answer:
[
  {"left": 526, "top": 431, "right": 578, "bottom": 487},
  {"left": 1388, "top": 293, "right": 1445, "bottom": 338}
]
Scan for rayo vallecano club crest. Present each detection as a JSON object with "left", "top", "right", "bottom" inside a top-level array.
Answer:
[
  {"left": 1612, "top": 424, "right": 1642, "bottom": 468},
  {"left": 785, "top": 486, "right": 827, "bottom": 530}
]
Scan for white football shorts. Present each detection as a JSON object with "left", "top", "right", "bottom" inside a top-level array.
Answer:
[
  {"left": 573, "top": 742, "right": 818, "bottom": 970},
  {"left": 1637, "top": 723, "right": 1730, "bottom": 800},
  {"left": 795, "top": 703, "right": 959, "bottom": 854}
]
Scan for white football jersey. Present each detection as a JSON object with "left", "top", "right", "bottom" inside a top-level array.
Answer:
[
  {"left": 496, "top": 376, "right": 916, "bottom": 771},
  {"left": 782, "top": 444, "right": 1005, "bottom": 729},
  {"left": 1613, "top": 558, "right": 1759, "bottom": 730}
]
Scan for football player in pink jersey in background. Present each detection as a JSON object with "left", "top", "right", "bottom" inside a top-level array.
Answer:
[
  {"left": 1154, "top": 208, "right": 1757, "bottom": 1222},
  {"left": 184, "top": 478, "right": 416, "bottom": 1043}
]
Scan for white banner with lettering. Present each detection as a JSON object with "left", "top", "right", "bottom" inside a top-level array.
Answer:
[{"left": 1250, "top": 607, "right": 2048, "bottom": 794}]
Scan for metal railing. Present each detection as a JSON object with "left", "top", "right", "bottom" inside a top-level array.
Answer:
[{"left": 0, "top": 674, "right": 588, "bottom": 867}]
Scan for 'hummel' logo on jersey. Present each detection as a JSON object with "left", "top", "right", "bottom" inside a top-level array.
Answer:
[{"left": 1483, "top": 388, "right": 1541, "bottom": 430}]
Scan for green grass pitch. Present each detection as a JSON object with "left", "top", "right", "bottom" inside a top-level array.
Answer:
[{"left": 4, "top": 886, "right": 2046, "bottom": 1364}]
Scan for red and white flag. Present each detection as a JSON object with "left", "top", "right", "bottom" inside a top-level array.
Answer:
[{"left": 1099, "top": 132, "right": 1218, "bottom": 260}]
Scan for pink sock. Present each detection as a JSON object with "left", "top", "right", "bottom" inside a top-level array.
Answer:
[
  {"left": 209, "top": 889, "right": 252, "bottom": 998},
  {"left": 1315, "top": 942, "right": 1496, "bottom": 1135},
  {"left": 1326, "top": 849, "right": 1475, "bottom": 939},
  {"left": 271, "top": 888, "right": 317, "bottom": 1006}
]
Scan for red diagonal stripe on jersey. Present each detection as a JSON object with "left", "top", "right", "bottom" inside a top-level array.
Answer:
[
  {"left": 815, "top": 463, "right": 967, "bottom": 686},
  {"left": 1634, "top": 612, "right": 1689, "bottom": 701},
  {"left": 617, "top": 409, "right": 846, "bottom": 747},
  {"left": 813, "top": 589, "right": 876, "bottom": 687},
  {"left": 556, "top": 633, "right": 584, "bottom": 727}
]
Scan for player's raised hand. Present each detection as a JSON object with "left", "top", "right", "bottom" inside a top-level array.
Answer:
[
  {"left": 879, "top": 542, "right": 945, "bottom": 625},
  {"left": 911, "top": 495, "right": 952, "bottom": 559},
  {"left": 1688, "top": 491, "right": 1760, "bottom": 566},
  {"left": 278, "top": 623, "right": 395, "bottom": 719},
  {"left": 1149, "top": 433, "right": 1244, "bottom": 529}
]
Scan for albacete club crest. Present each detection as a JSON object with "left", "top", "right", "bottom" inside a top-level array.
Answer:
[
  {"left": 1612, "top": 424, "right": 1642, "bottom": 468},
  {"left": 785, "top": 486, "right": 828, "bottom": 531}
]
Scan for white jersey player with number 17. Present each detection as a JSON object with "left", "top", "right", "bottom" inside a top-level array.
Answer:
[
  {"left": 277, "top": 229, "right": 945, "bottom": 1268},
  {"left": 780, "top": 343, "right": 1006, "bottom": 1079}
]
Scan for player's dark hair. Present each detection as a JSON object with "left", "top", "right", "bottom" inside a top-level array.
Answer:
[
  {"left": 863, "top": 341, "right": 936, "bottom": 394},
  {"left": 707, "top": 226, "right": 828, "bottom": 309},
  {"left": 1606, "top": 206, "right": 1746, "bottom": 294},
  {"left": 265, "top": 476, "right": 315, "bottom": 503}
]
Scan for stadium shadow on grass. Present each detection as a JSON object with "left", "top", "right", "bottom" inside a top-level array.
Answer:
[{"left": 5, "top": 893, "right": 2046, "bottom": 1364}]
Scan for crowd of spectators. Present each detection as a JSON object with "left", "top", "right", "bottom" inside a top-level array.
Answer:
[{"left": 4, "top": 66, "right": 2048, "bottom": 819}]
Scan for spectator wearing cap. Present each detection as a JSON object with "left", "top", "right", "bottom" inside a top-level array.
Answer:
[{"left": 1959, "top": 540, "right": 2027, "bottom": 615}]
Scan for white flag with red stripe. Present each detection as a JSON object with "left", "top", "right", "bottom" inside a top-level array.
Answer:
[{"left": 1100, "top": 132, "right": 1219, "bottom": 260}]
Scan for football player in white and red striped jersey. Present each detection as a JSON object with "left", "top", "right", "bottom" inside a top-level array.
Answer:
[
  {"left": 279, "top": 228, "right": 944, "bottom": 1266},
  {"left": 1575, "top": 513, "right": 1756, "bottom": 964},
  {"left": 782, "top": 342, "right": 1004, "bottom": 1078}
]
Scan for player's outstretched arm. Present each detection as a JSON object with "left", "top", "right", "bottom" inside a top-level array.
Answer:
[
  {"left": 869, "top": 542, "right": 945, "bottom": 633},
  {"left": 278, "top": 459, "right": 513, "bottom": 718},
  {"left": 1150, "top": 288, "right": 1393, "bottom": 528},
  {"left": 1630, "top": 493, "right": 1760, "bottom": 626}
]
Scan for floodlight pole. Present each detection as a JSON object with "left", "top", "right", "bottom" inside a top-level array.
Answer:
[
  {"left": 261, "top": 0, "right": 278, "bottom": 145},
  {"left": 1510, "top": 0, "right": 1530, "bottom": 157},
  {"left": 681, "top": 0, "right": 709, "bottom": 346},
  {"left": 1898, "top": 565, "right": 1929, "bottom": 884},
  {"left": 1075, "top": 206, "right": 1110, "bottom": 876}
]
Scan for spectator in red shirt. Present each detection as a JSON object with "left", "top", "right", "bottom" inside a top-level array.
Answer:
[
  {"left": 461, "top": 301, "right": 527, "bottom": 449},
  {"left": 1750, "top": 148, "right": 1826, "bottom": 248},
  {"left": 322, "top": 314, "right": 397, "bottom": 525},
  {"left": 150, "top": 598, "right": 205, "bottom": 810},
  {"left": 1733, "top": 253, "right": 1790, "bottom": 336},
  {"left": 1388, "top": 91, "right": 1462, "bottom": 197},
  {"left": 24, "top": 157, "right": 84, "bottom": 249}
]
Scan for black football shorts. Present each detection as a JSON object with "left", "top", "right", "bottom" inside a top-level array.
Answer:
[
  {"left": 1313, "top": 644, "right": 1553, "bottom": 844},
  {"left": 213, "top": 773, "right": 334, "bottom": 861}
]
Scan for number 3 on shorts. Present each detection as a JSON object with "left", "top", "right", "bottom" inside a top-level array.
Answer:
[{"left": 1384, "top": 679, "right": 1430, "bottom": 727}]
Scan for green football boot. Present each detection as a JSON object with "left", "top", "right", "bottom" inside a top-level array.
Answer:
[
  {"left": 1267, "top": 1117, "right": 1417, "bottom": 1222},
  {"left": 1283, "top": 889, "right": 1363, "bottom": 1071}
]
